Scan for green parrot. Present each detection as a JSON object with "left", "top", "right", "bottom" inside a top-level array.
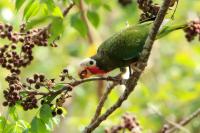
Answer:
[{"left": 79, "top": 20, "right": 187, "bottom": 79}]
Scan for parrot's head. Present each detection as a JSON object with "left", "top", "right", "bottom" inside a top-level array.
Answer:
[{"left": 79, "top": 58, "right": 107, "bottom": 79}]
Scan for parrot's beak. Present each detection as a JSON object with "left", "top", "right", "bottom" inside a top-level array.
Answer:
[{"left": 78, "top": 68, "right": 92, "bottom": 79}]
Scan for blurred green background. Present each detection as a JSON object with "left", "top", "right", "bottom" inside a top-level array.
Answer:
[{"left": 0, "top": 0, "right": 200, "bottom": 133}]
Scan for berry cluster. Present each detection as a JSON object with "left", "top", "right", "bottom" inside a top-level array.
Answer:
[
  {"left": 2, "top": 73, "right": 45, "bottom": 110},
  {"left": 3, "top": 74, "right": 22, "bottom": 107},
  {"left": 2, "top": 67, "right": 73, "bottom": 111},
  {"left": 137, "top": 0, "right": 178, "bottom": 22},
  {"left": 118, "top": 0, "right": 132, "bottom": 6},
  {"left": 21, "top": 92, "right": 38, "bottom": 110},
  {"left": 0, "top": 19, "right": 74, "bottom": 117},
  {"left": 0, "top": 23, "right": 52, "bottom": 76},
  {"left": 59, "top": 68, "right": 74, "bottom": 81},
  {"left": 105, "top": 113, "right": 141, "bottom": 133},
  {"left": 56, "top": 91, "right": 72, "bottom": 107},
  {"left": 51, "top": 107, "right": 63, "bottom": 117},
  {"left": 0, "top": 21, "right": 69, "bottom": 111},
  {"left": 40, "top": 99, "right": 64, "bottom": 117},
  {"left": 184, "top": 20, "right": 200, "bottom": 42},
  {"left": 137, "top": 0, "right": 160, "bottom": 22},
  {"left": 26, "top": 74, "right": 47, "bottom": 89}
]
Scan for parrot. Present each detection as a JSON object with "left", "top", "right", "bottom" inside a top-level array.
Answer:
[{"left": 79, "top": 20, "right": 187, "bottom": 79}]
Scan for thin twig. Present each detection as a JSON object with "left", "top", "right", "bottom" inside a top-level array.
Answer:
[
  {"left": 83, "top": 0, "right": 172, "bottom": 132},
  {"left": 22, "top": 76, "right": 122, "bottom": 97},
  {"left": 88, "top": 73, "right": 125, "bottom": 123},
  {"left": 44, "top": 2, "right": 75, "bottom": 32},
  {"left": 89, "top": 82, "right": 118, "bottom": 124},
  {"left": 79, "top": 0, "right": 94, "bottom": 44},
  {"left": 164, "top": 108, "right": 200, "bottom": 133},
  {"left": 63, "top": 1, "right": 75, "bottom": 17},
  {"left": 78, "top": 0, "right": 104, "bottom": 99},
  {"left": 69, "top": 76, "right": 122, "bottom": 86}
]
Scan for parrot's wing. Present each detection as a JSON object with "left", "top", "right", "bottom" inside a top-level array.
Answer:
[{"left": 97, "top": 22, "right": 151, "bottom": 61}]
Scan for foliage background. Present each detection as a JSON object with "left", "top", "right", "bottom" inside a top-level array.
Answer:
[{"left": 0, "top": 0, "right": 200, "bottom": 132}]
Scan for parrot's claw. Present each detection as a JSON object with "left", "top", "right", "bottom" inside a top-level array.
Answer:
[
  {"left": 132, "top": 66, "right": 142, "bottom": 73},
  {"left": 131, "top": 62, "right": 147, "bottom": 73},
  {"left": 107, "top": 76, "right": 122, "bottom": 83},
  {"left": 120, "top": 67, "right": 126, "bottom": 73},
  {"left": 128, "top": 66, "right": 132, "bottom": 76}
]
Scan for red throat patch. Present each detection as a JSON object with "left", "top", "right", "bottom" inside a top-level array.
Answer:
[{"left": 87, "top": 66, "right": 107, "bottom": 75}]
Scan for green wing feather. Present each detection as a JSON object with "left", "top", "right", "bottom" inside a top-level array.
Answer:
[{"left": 97, "top": 22, "right": 152, "bottom": 61}]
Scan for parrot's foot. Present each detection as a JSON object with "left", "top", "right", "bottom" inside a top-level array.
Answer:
[
  {"left": 130, "top": 62, "right": 147, "bottom": 73},
  {"left": 107, "top": 76, "right": 122, "bottom": 83},
  {"left": 120, "top": 67, "right": 126, "bottom": 74},
  {"left": 131, "top": 65, "right": 142, "bottom": 73},
  {"left": 128, "top": 65, "right": 132, "bottom": 76}
]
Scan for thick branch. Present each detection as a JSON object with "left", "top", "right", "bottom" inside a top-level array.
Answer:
[{"left": 83, "top": 0, "right": 172, "bottom": 132}]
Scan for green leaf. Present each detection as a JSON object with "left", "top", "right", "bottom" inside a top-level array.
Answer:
[
  {"left": 51, "top": 117, "right": 60, "bottom": 125},
  {"left": 22, "top": 129, "right": 29, "bottom": 133},
  {"left": 41, "top": 0, "right": 55, "bottom": 10},
  {"left": 30, "top": 117, "right": 49, "bottom": 133},
  {"left": 45, "top": 119, "right": 54, "bottom": 131},
  {"left": 53, "top": 84, "right": 65, "bottom": 90},
  {"left": 44, "top": 116, "right": 61, "bottom": 131},
  {"left": 102, "top": 4, "right": 111, "bottom": 11},
  {"left": 15, "top": 0, "right": 25, "bottom": 11},
  {"left": 4, "top": 123, "right": 19, "bottom": 133},
  {"left": 87, "top": 10, "right": 100, "bottom": 28},
  {"left": 41, "top": 3, "right": 48, "bottom": 15},
  {"left": 23, "top": 0, "right": 40, "bottom": 21},
  {"left": 41, "top": 0, "right": 63, "bottom": 18},
  {"left": 3, "top": 120, "right": 29, "bottom": 133},
  {"left": 85, "top": 0, "right": 101, "bottom": 7},
  {"left": 9, "top": 106, "right": 18, "bottom": 121},
  {"left": 26, "top": 16, "right": 50, "bottom": 29},
  {"left": 39, "top": 104, "right": 52, "bottom": 123},
  {"left": 48, "top": 17, "right": 64, "bottom": 43},
  {"left": 17, "top": 120, "right": 30, "bottom": 129},
  {"left": 70, "top": 13, "right": 87, "bottom": 37},
  {"left": 0, "top": 116, "right": 6, "bottom": 133},
  {"left": 52, "top": 6, "right": 63, "bottom": 18}
]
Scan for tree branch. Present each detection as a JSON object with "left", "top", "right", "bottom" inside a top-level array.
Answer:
[
  {"left": 83, "top": 0, "right": 172, "bottom": 132},
  {"left": 78, "top": 0, "right": 94, "bottom": 44},
  {"left": 89, "top": 82, "right": 118, "bottom": 124},
  {"left": 22, "top": 76, "right": 122, "bottom": 98},
  {"left": 163, "top": 108, "right": 200, "bottom": 133},
  {"left": 88, "top": 73, "right": 125, "bottom": 124},
  {"left": 63, "top": 1, "right": 75, "bottom": 17},
  {"left": 78, "top": 0, "right": 105, "bottom": 100},
  {"left": 44, "top": 2, "right": 75, "bottom": 32}
]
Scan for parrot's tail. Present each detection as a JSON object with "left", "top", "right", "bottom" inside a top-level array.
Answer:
[
  {"left": 139, "top": 16, "right": 157, "bottom": 24},
  {"left": 157, "top": 22, "right": 188, "bottom": 39}
]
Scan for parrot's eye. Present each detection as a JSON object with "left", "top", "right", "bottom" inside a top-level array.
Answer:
[{"left": 89, "top": 60, "right": 94, "bottom": 65}]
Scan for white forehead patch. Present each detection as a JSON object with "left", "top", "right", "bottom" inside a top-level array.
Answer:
[
  {"left": 80, "top": 58, "right": 96, "bottom": 67},
  {"left": 80, "top": 58, "right": 91, "bottom": 66}
]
